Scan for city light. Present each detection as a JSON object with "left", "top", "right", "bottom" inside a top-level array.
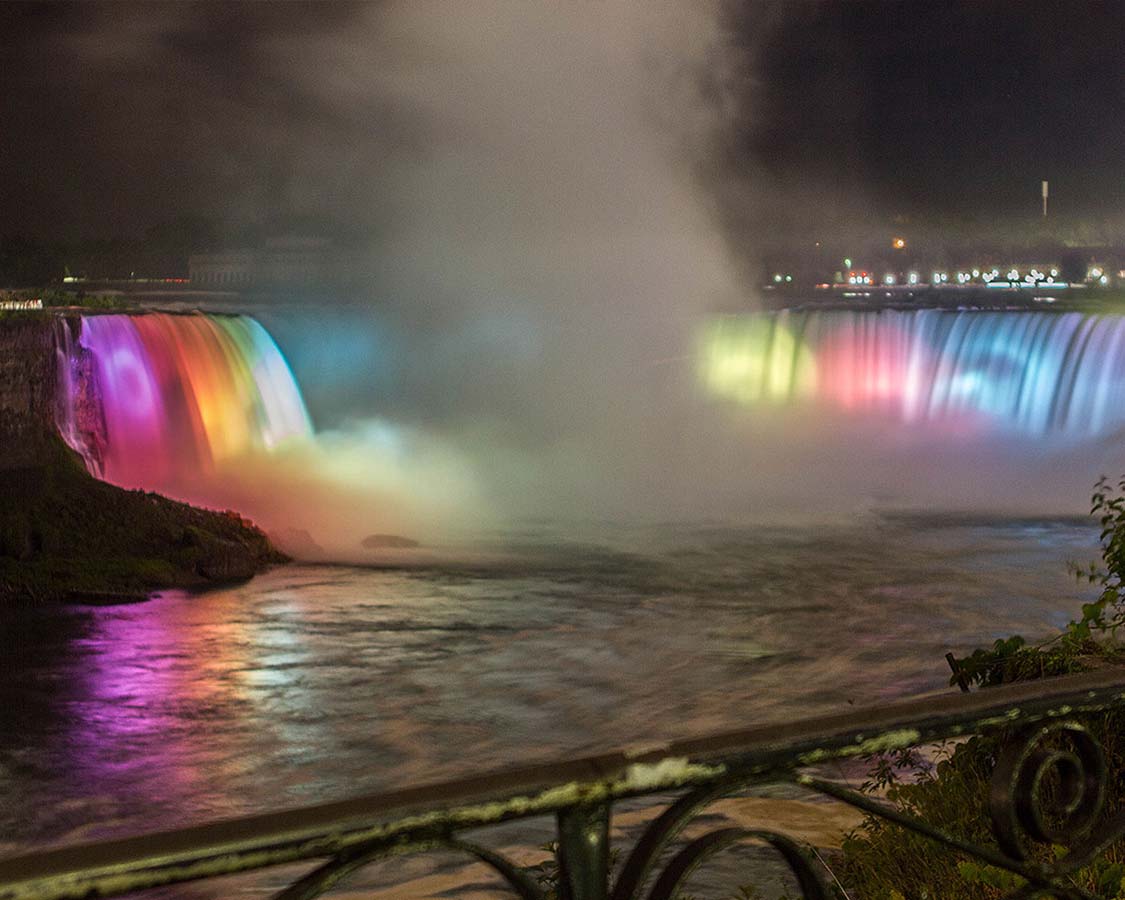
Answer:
[{"left": 892, "top": 237, "right": 906, "bottom": 249}]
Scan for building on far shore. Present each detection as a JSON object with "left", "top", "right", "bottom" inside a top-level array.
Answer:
[{"left": 188, "top": 236, "right": 366, "bottom": 290}]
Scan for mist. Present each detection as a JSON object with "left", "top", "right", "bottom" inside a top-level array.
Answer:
[
  {"left": 240, "top": 1, "right": 759, "bottom": 544},
  {"left": 174, "top": 1, "right": 1125, "bottom": 554}
]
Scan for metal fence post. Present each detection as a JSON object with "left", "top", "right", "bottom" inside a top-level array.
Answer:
[{"left": 557, "top": 803, "right": 611, "bottom": 900}]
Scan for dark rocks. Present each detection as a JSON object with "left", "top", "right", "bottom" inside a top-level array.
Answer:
[
  {"left": 195, "top": 539, "right": 261, "bottom": 582},
  {"left": 0, "top": 433, "right": 286, "bottom": 603},
  {"left": 270, "top": 527, "right": 323, "bottom": 559},
  {"left": 0, "top": 314, "right": 61, "bottom": 468}
]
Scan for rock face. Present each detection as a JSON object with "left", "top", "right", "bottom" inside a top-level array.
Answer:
[
  {"left": 270, "top": 527, "right": 324, "bottom": 559},
  {"left": 0, "top": 314, "right": 62, "bottom": 467},
  {"left": 0, "top": 313, "right": 287, "bottom": 603}
]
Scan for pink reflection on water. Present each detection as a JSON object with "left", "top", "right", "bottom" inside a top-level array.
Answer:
[{"left": 63, "top": 589, "right": 319, "bottom": 829}]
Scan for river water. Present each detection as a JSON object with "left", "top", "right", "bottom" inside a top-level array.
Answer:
[{"left": 0, "top": 514, "right": 1099, "bottom": 860}]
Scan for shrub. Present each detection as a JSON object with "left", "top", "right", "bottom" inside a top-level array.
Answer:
[{"left": 838, "top": 477, "right": 1125, "bottom": 898}]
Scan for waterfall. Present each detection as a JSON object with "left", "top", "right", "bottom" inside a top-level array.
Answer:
[
  {"left": 56, "top": 313, "right": 312, "bottom": 486},
  {"left": 53, "top": 318, "right": 87, "bottom": 463},
  {"left": 698, "top": 309, "right": 1125, "bottom": 438}
]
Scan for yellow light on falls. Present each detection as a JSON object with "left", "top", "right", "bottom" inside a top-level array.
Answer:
[{"left": 697, "top": 317, "right": 816, "bottom": 406}]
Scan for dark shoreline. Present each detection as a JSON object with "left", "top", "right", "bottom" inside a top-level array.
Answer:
[{"left": 0, "top": 433, "right": 286, "bottom": 605}]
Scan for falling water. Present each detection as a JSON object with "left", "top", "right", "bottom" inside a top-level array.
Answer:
[
  {"left": 52, "top": 318, "right": 86, "bottom": 460},
  {"left": 698, "top": 309, "right": 1125, "bottom": 437},
  {"left": 57, "top": 313, "right": 312, "bottom": 488}
]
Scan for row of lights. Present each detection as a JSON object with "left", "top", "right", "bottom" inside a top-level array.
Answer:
[
  {"left": 831, "top": 265, "right": 1110, "bottom": 288},
  {"left": 781, "top": 248, "right": 1115, "bottom": 287}
]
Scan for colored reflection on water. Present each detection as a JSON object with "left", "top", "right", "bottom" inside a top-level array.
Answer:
[
  {"left": 0, "top": 520, "right": 1100, "bottom": 860},
  {"left": 698, "top": 310, "right": 1125, "bottom": 437}
]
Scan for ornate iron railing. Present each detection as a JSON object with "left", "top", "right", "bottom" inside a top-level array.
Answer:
[{"left": 3, "top": 668, "right": 1125, "bottom": 900}]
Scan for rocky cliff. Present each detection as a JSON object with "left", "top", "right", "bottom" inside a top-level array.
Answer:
[{"left": 0, "top": 314, "right": 64, "bottom": 467}]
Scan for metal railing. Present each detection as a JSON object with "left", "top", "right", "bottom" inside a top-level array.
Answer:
[{"left": 3, "top": 667, "right": 1125, "bottom": 900}]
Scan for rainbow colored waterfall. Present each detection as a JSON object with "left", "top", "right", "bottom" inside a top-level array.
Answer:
[
  {"left": 59, "top": 313, "right": 312, "bottom": 485},
  {"left": 698, "top": 309, "right": 1125, "bottom": 437}
]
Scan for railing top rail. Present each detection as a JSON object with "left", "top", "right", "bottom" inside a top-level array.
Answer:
[{"left": 3, "top": 666, "right": 1125, "bottom": 900}]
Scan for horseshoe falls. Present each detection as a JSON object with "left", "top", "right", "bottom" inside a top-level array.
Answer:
[{"left": 698, "top": 310, "right": 1125, "bottom": 439}]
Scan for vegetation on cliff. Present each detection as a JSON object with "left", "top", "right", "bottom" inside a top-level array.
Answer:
[{"left": 0, "top": 434, "right": 285, "bottom": 603}]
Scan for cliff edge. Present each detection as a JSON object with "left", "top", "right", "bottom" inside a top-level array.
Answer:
[{"left": 0, "top": 313, "right": 286, "bottom": 602}]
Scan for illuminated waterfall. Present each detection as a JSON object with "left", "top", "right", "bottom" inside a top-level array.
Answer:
[
  {"left": 699, "top": 310, "right": 1125, "bottom": 437},
  {"left": 58, "top": 313, "right": 312, "bottom": 486}
]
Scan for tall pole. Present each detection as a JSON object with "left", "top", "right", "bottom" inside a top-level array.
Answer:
[{"left": 1042, "top": 180, "right": 1049, "bottom": 219}]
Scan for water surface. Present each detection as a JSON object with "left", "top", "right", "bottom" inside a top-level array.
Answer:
[{"left": 0, "top": 515, "right": 1099, "bottom": 857}]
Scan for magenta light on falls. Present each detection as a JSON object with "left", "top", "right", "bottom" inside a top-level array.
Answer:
[{"left": 59, "top": 313, "right": 312, "bottom": 486}]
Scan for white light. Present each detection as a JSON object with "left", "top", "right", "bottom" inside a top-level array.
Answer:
[
  {"left": 773, "top": 274, "right": 782, "bottom": 283},
  {"left": 1050, "top": 268, "right": 1058, "bottom": 277},
  {"left": 1008, "top": 269, "right": 1019, "bottom": 280},
  {"left": 785, "top": 274, "right": 792, "bottom": 283},
  {"left": 1101, "top": 275, "right": 1109, "bottom": 285},
  {"left": 884, "top": 273, "right": 895, "bottom": 285},
  {"left": 972, "top": 269, "right": 980, "bottom": 278},
  {"left": 848, "top": 276, "right": 857, "bottom": 285},
  {"left": 908, "top": 272, "right": 919, "bottom": 284},
  {"left": 1091, "top": 267, "right": 1104, "bottom": 278}
]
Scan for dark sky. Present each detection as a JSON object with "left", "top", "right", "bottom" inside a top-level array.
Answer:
[
  {"left": 3, "top": 1, "right": 1125, "bottom": 241},
  {"left": 742, "top": 1, "right": 1125, "bottom": 224}
]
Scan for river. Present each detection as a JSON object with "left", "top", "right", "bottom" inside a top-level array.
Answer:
[{"left": 0, "top": 514, "right": 1098, "bottom": 860}]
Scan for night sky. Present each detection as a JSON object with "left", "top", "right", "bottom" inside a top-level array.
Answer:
[
  {"left": 744, "top": 1, "right": 1125, "bottom": 223},
  {"left": 3, "top": 1, "right": 1125, "bottom": 241}
]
